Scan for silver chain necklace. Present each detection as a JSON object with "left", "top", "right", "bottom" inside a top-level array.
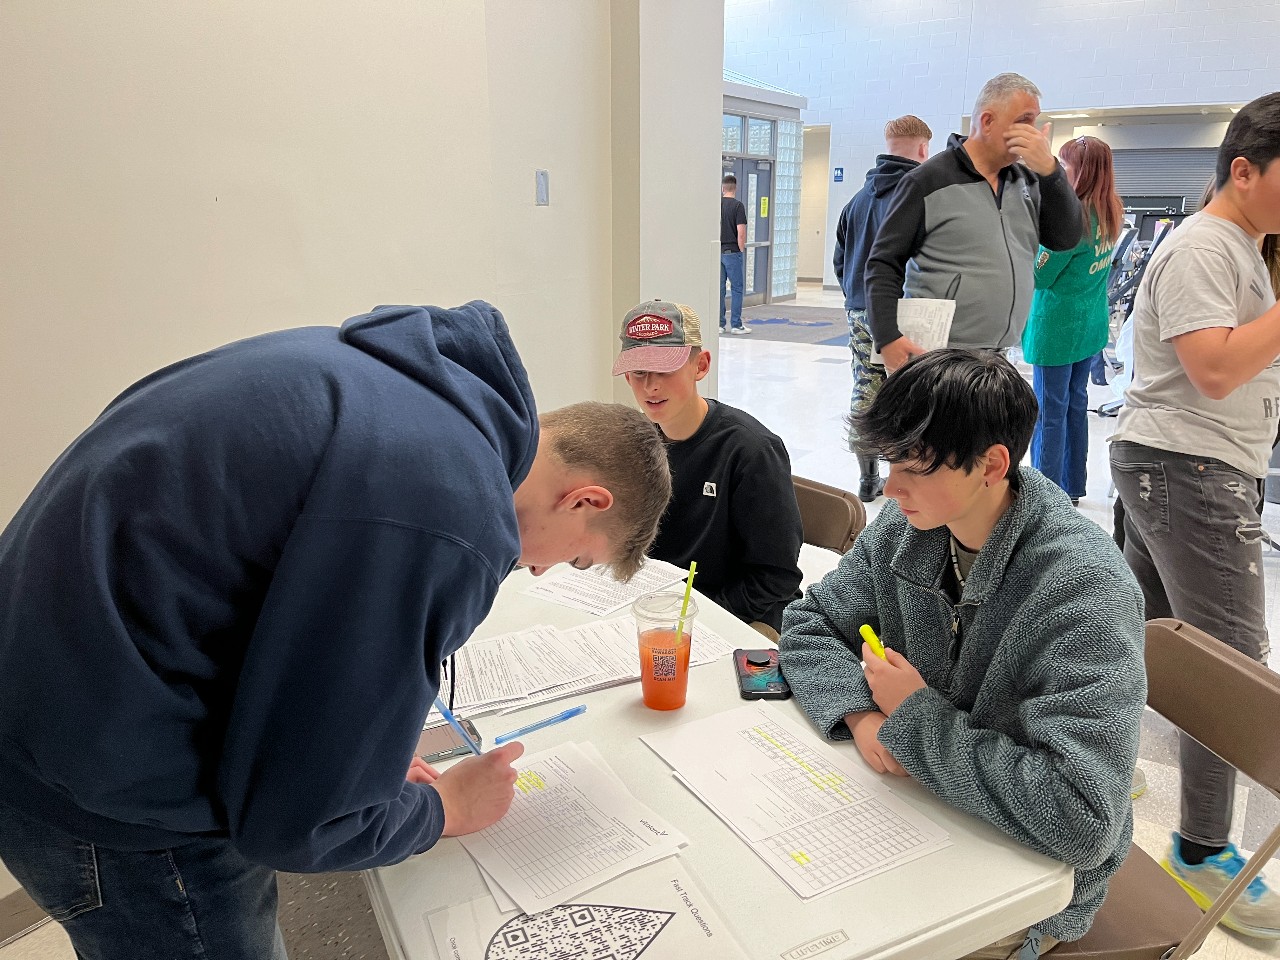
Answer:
[{"left": 949, "top": 535, "right": 967, "bottom": 594}]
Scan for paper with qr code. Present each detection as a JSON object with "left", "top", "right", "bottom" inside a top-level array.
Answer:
[
  {"left": 456, "top": 742, "right": 684, "bottom": 915},
  {"left": 425, "top": 858, "right": 748, "bottom": 960}
]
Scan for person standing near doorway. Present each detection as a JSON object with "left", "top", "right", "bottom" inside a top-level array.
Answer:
[
  {"left": 834, "top": 115, "right": 933, "bottom": 501},
  {"left": 720, "top": 174, "right": 751, "bottom": 335}
]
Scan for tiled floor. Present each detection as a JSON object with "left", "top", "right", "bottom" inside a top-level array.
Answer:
[{"left": 717, "top": 281, "right": 1280, "bottom": 959}]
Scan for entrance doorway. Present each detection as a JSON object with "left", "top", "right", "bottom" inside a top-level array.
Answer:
[
  {"left": 799, "top": 125, "right": 831, "bottom": 284},
  {"left": 723, "top": 156, "right": 772, "bottom": 306}
]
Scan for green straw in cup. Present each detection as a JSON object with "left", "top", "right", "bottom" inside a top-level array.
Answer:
[{"left": 674, "top": 561, "right": 697, "bottom": 640}]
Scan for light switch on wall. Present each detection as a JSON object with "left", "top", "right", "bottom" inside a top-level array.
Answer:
[{"left": 535, "top": 169, "right": 549, "bottom": 206}]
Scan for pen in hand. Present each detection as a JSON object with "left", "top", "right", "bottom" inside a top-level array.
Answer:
[
  {"left": 493, "top": 704, "right": 587, "bottom": 746},
  {"left": 433, "top": 696, "right": 482, "bottom": 756}
]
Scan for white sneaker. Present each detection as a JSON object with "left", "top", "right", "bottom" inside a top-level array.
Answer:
[
  {"left": 1163, "top": 833, "right": 1280, "bottom": 939},
  {"left": 731, "top": 325, "right": 752, "bottom": 335}
]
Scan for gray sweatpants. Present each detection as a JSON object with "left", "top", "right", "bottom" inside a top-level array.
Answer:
[{"left": 1110, "top": 440, "right": 1272, "bottom": 848}]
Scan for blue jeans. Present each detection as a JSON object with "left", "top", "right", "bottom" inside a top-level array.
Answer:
[
  {"left": 0, "top": 799, "right": 287, "bottom": 959},
  {"left": 719, "top": 251, "right": 744, "bottom": 329},
  {"left": 1031, "top": 358, "right": 1092, "bottom": 498},
  {"left": 1111, "top": 442, "right": 1270, "bottom": 847}
]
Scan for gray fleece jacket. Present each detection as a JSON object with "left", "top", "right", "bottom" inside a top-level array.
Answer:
[
  {"left": 865, "top": 133, "right": 1084, "bottom": 351},
  {"left": 779, "top": 469, "right": 1145, "bottom": 942}
]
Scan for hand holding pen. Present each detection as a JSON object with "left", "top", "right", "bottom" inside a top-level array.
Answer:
[
  {"left": 428, "top": 697, "right": 587, "bottom": 836},
  {"left": 430, "top": 696, "right": 523, "bottom": 835}
]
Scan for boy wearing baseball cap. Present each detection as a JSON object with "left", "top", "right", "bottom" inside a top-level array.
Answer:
[{"left": 613, "top": 300, "right": 803, "bottom": 635}]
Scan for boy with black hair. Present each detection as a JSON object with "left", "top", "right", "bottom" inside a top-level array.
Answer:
[
  {"left": 1111, "top": 91, "right": 1280, "bottom": 938},
  {"left": 780, "top": 350, "right": 1145, "bottom": 957}
]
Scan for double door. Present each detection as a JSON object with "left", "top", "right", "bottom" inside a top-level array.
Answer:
[{"left": 723, "top": 156, "right": 772, "bottom": 306}]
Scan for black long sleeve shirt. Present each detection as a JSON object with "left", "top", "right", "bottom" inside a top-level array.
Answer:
[{"left": 649, "top": 400, "right": 803, "bottom": 632}]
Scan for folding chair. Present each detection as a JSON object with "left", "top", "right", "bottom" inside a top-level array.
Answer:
[
  {"left": 786, "top": 475, "right": 868, "bottom": 607},
  {"left": 1053, "top": 618, "right": 1280, "bottom": 960},
  {"left": 792, "top": 475, "right": 866, "bottom": 555}
]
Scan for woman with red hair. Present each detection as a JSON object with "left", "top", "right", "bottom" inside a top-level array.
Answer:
[{"left": 1022, "top": 135, "right": 1124, "bottom": 503}]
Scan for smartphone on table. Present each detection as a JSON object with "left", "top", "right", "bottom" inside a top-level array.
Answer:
[
  {"left": 733, "top": 648, "right": 792, "bottom": 700},
  {"left": 416, "top": 718, "right": 483, "bottom": 763}
]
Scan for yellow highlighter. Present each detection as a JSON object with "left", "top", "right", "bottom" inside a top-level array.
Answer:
[{"left": 859, "top": 624, "right": 887, "bottom": 661}]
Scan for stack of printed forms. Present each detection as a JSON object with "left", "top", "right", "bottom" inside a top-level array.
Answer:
[
  {"left": 433, "top": 742, "right": 752, "bottom": 959},
  {"left": 455, "top": 741, "right": 686, "bottom": 916},
  {"left": 429, "top": 616, "right": 734, "bottom": 723}
]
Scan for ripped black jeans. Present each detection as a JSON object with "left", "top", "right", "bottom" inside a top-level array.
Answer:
[{"left": 1110, "top": 440, "right": 1271, "bottom": 848}]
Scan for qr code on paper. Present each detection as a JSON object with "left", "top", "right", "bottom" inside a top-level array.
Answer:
[{"left": 653, "top": 654, "right": 676, "bottom": 679}]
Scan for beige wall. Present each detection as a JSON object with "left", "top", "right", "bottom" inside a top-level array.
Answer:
[
  {"left": 798, "top": 126, "right": 831, "bottom": 282},
  {"left": 0, "top": 0, "right": 723, "bottom": 524}
]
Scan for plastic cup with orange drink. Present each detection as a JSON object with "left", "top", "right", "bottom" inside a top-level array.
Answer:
[{"left": 633, "top": 590, "right": 698, "bottom": 711}]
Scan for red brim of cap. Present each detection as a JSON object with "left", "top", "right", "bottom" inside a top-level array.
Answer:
[{"left": 611, "top": 345, "right": 691, "bottom": 376}]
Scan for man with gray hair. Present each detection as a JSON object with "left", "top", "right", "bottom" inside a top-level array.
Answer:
[{"left": 866, "top": 73, "right": 1084, "bottom": 372}]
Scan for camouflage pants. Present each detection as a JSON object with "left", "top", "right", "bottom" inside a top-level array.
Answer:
[{"left": 846, "top": 309, "right": 886, "bottom": 455}]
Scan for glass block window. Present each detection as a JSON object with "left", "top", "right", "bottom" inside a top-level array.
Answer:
[
  {"left": 771, "top": 119, "right": 803, "bottom": 300},
  {"left": 747, "top": 118, "right": 774, "bottom": 157},
  {"left": 722, "top": 114, "right": 743, "bottom": 154}
]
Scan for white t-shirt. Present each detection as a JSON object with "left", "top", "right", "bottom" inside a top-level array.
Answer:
[{"left": 1112, "top": 212, "right": 1280, "bottom": 478}]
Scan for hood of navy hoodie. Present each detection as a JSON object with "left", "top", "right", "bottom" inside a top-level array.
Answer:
[
  {"left": 866, "top": 153, "right": 922, "bottom": 199},
  {"left": 0, "top": 301, "right": 537, "bottom": 870},
  {"left": 339, "top": 301, "right": 537, "bottom": 491}
]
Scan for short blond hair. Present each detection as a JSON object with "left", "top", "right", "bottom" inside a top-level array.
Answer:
[
  {"left": 884, "top": 115, "right": 933, "bottom": 141},
  {"left": 539, "top": 402, "right": 671, "bottom": 581}
]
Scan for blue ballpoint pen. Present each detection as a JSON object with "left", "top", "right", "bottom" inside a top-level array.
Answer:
[
  {"left": 433, "top": 696, "right": 482, "bottom": 756},
  {"left": 493, "top": 704, "right": 587, "bottom": 746}
]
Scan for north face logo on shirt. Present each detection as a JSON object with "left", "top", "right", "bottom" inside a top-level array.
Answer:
[{"left": 702, "top": 482, "right": 717, "bottom": 497}]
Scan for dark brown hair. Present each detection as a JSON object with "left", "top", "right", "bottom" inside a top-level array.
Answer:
[{"left": 1215, "top": 92, "right": 1280, "bottom": 189}]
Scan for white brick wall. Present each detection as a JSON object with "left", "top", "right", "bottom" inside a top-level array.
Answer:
[{"left": 725, "top": 0, "right": 1280, "bottom": 285}]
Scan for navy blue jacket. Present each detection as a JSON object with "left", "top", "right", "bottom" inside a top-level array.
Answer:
[
  {"left": 833, "top": 154, "right": 921, "bottom": 311},
  {"left": 0, "top": 303, "right": 537, "bottom": 871}
]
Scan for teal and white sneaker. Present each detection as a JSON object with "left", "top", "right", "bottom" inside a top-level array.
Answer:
[{"left": 1162, "top": 832, "right": 1280, "bottom": 939}]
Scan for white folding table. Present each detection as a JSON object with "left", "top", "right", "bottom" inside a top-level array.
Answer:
[{"left": 366, "top": 568, "right": 1073, "bottom": 960}]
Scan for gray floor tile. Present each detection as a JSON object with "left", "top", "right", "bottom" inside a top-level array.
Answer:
[{"left": 1138, "top": 708, "right": 1181, "bottom": 766}]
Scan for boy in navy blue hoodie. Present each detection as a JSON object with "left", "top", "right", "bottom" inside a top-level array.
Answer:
[
  {"left": 833, "top": 114, "right": 932, "bottom": 500},
  {"left": 0, "top": 302, "right": 671, "bottom": 959}
]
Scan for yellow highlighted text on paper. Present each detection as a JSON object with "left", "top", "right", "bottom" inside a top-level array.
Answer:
[{"left": 514, "top": 770, "right": 547, "bottom": 794}]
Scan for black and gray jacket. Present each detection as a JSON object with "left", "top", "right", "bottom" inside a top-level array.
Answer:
[{"left": 865, "top": 133, "right": 1084, "bottom": 351}]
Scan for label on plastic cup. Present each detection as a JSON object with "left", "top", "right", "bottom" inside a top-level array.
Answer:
[{"left": 638, "top": 627, "right": 691, "bottom": 710}]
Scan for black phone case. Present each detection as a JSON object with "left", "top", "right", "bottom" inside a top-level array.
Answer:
[{"left": 733, "top": 648, "right": 792, "bottom": 700}]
